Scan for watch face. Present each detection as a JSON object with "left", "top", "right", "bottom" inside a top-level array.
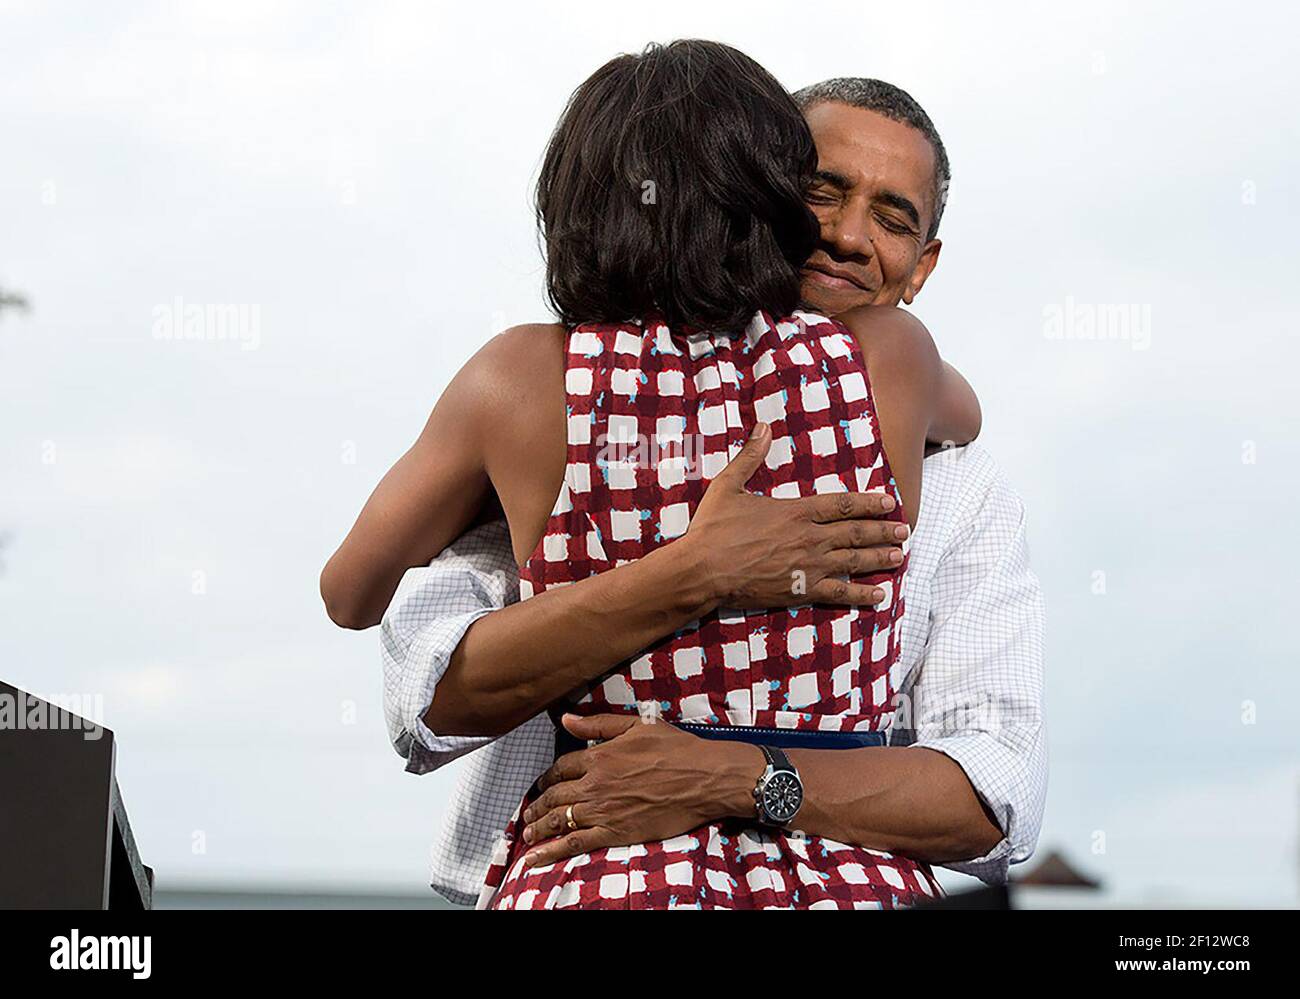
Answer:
[{"left": 761, "top": 771, "right": 803, "bottom": 824}]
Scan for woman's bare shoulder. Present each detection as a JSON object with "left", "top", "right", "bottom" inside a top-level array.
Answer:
[
  {"left": 460, "top": 322, "right": 567, "bottom": 402},
  {"left": 832, "top": 304, "right": 979, "bottom": 452},
  {"left": 449, "top": 323, "right": 566, "bottom": 416},
  {"left": 458, "top": 320, "right": 568, "bottom": 476},
  {"left": 833, "top": 305, "right": 939, "bottom": 366}
]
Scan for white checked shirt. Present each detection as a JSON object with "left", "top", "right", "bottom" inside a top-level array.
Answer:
[{"left": 381, "top": 442, "right": 1047, "bottom": 906}]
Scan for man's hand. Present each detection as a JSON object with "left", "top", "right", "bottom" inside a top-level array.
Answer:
[
  {"left": 517, "top": 713, "right": 763, "bottom": 868},
  {"left": 423, "top": 423, "right": 908, "bottom": 740},
  {"left": 682, "top": 422, "right": 907, "bottom": 609}
]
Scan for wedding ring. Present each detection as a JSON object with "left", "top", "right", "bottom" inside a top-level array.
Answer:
[{"left": 565, "top": 804, "right": 579, "bottom": 832}]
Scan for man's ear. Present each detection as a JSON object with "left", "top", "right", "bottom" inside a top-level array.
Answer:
[{"left": 902, "top": 239, "right": 941, "bottom": 305}]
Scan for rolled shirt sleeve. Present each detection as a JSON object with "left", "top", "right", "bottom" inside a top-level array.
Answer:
[
  {"left": 892, "top": 449, "right": 1048, "bottom": 884},
  {"left": 380, "top": 519, "right": 519, "bottom": 774}
]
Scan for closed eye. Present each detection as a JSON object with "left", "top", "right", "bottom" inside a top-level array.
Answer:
[{"left": 875, "top": 212, "right": 918, "bottom": 237}]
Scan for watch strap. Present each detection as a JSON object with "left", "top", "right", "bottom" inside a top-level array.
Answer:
[{"left": 760, "top": 744, "right": 793, "bottom": 774}]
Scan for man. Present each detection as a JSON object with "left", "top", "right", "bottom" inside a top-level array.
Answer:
[{"left": 380, "top": 78, "right": 1046, "bottom": 906}]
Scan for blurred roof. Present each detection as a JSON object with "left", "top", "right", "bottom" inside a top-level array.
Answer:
[{"left": 1014, "top": 849, "right": 1102, "bottom": 889}]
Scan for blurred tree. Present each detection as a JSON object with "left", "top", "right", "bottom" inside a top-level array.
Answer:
[
  {"left": 0, "top": 286, "right": 28, "bottom": 575},
  {"left": 0, "top": 286, "right": 30, "bottom": 316}
]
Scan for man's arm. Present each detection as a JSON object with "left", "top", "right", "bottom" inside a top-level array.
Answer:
[
  {"left": 424, "top": 425, "right": 909, "bottom": 738},
  {"left": 386, "top": 426, "right": 910, "bottom": 760},
  {"left": 517, "top": 446, "right": 1046, "bottom": 874},
  {"left": 518, "top": 714, "right": 1003, "bottom": 865},
  {"left": 887, "top": 446, "right": 1047, "bottom": 880},
  {"left": 767, "top": 449, "right": 1045, "bottom": 869}
]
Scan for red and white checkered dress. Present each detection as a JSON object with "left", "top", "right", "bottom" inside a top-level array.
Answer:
[{"left": 477, "top": 310, "right": 943, "bottom": 909}]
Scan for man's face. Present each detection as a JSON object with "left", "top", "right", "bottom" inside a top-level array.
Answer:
[{"left": 799, "top": 101, "right": 943, "bottom": 313}]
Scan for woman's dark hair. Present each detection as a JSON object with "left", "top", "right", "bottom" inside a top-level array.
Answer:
[{"left": 537, "top": 39, "right": 819, "bottom": 332}]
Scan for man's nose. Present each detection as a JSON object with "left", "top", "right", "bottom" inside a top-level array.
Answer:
[{"left": 824, "top": 207, "right": 873, "bottom": 260}]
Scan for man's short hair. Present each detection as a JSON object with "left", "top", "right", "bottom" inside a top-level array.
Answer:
[{"left": 794, "top": 78, "right": 950, "bottom": 241}]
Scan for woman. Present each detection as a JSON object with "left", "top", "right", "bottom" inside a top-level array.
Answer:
[{"left": 322, "top": 40, "right": 979, "bottom": 908}]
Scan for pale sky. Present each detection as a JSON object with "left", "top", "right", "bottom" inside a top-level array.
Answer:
[{"left": 1, "top": 0, "right": 1297, "bottom": 904}]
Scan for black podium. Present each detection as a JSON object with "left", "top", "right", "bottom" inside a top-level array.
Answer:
[{"left": 0, "top": 681, "right": 152, "bottom": 909}]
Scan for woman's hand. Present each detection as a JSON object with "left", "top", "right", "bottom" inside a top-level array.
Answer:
[{"left": 680, "top": 422, "right": 907, "bottom": 610}]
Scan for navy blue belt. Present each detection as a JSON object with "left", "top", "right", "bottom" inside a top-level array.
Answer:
[{"left": 555, "top": 721, "right": 888, "bottom": 757}]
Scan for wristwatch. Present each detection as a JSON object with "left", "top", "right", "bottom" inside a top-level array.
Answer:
[{"left": 753, "top": 745, "right": 804, "bottom": 826}]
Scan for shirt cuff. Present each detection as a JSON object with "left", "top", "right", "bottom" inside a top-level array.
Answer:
[
  {"left": 907, "top": 732, "right": 1021, "bottom": 884},
  {"left": 393, "top": 606, "right": 497, "bottom": 775}
]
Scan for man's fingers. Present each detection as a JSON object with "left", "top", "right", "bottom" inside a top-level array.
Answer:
[
  {"left": 821, "top": 518, "right": 908, "bottom": 550},
  {"left": 523, "top": 808, "right": 567, "bottom": 845},
  {"left": 535, "top": 749, "right": 590, "bottom": 793},
  {"left": 709, "top": 422, "right": 771, "bottom": 491},
  {"left": 804, "top": 490, "right": 897, "bottom": 524},
  {"left": 523, "top": 827, "right": 614, "bottom": 869},
  {"left": 824, "top": 545, "right": 904, "bottom": 575},
  {"left": 561, "top": 711, "right": 639, "bottom": 743},
  {"left": 522, "top": 778, "right": 586, "bottom": 826},
  {"left": 808, "top": 578, "right": 886, "bottom": 606},
  {"left": 522, "top": 791, "right": 588, "bottom": 844}
]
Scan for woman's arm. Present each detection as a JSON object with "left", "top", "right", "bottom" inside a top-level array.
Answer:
[
  {"left": 319, "top": 327, "right": 546, "bottom": 630},
  {"left": 838, "top": 306, "right": 980, "bottom": 528},
  {"left": 934, "top": 360, "right": 981, "bottom": 448}
]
